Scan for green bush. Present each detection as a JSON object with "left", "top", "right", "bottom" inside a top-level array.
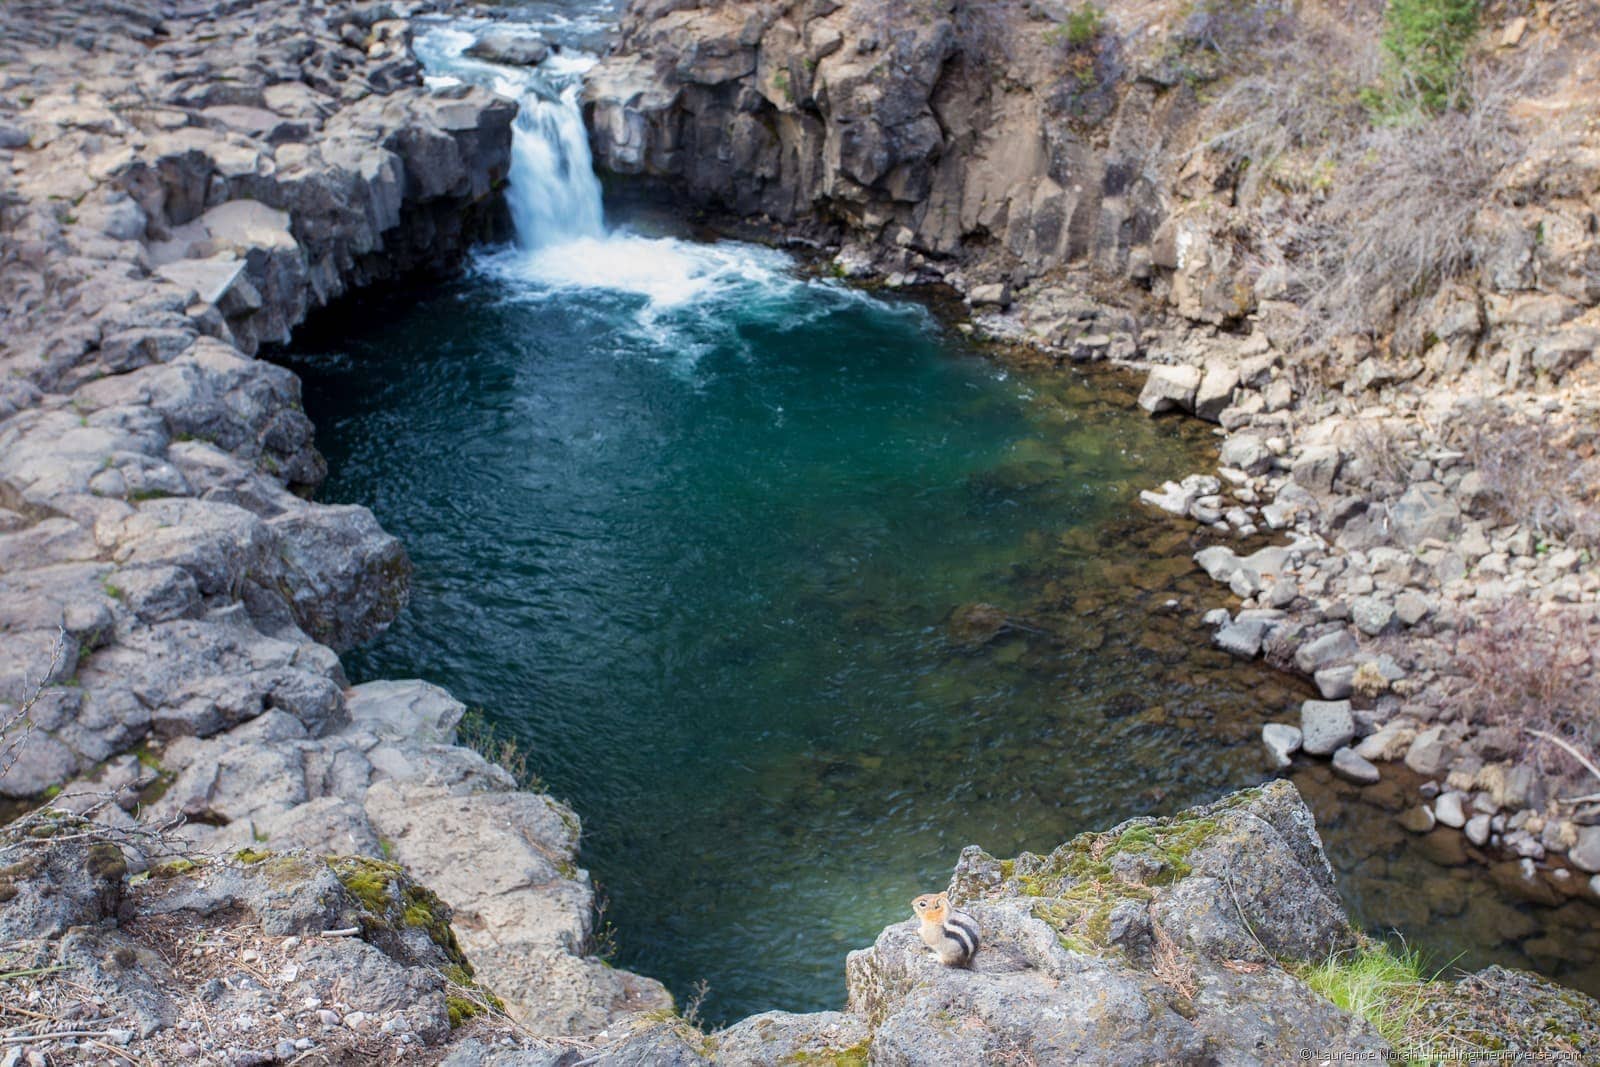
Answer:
[
  {"left": 1380, "top": 0, "right": 1481, "bottom": 112},
  {"left": 1045, "top": 4, "right": 1106, "bottom": 49}
]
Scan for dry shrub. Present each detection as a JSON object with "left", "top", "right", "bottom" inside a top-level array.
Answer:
[
  {"left": 1289, "top": 57, "right": 1532, "bottom": 349},
  {"left": 1339, "top": 417, "right": 1416, "bottom": 487},
  {"left": 1455, "top": 600, "right": 1600, "bottom": 769},
  {"left": 1201, "top": 13, "right": 1379, "bottom": 203},
  {"left": 1452, "top": 406, "right": 1600, "bottom": 549},
  {"left": 1202, "top": 37, "right": 1547, "bottom": 355}
]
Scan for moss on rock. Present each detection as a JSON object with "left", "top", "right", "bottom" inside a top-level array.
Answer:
[
  {"left": 148, "top": 857, "right": 207, "bottom": 879},
  {"left": 1001, "top": 811, "right": 1224, "bottom": 951}
]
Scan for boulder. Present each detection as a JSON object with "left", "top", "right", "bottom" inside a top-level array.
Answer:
[
  {"left": 1291, "top": 446, "right": 1342, "bottom": 494},
  {"left": 1294, "top": 629, "right": 1359, "bottom": 675},
  {"left": 968, "top": 282, "right": 1012, "bottom": 307},
  {"left": 1262, "top": 722, "right": 1302, "bottom": 769},
  {"left": 1388, "top": 483, "right": 1461, "bottom": 547},
  {"left": 1404, "top": 726, "right": 1455, "bottom": 777},
  {"left": 1300, "top": 700, "right": 1355, "bottom": 756},
  {"left": 466, "top": 30, "right": 551, "bottom": 67},
  {"left": 345, "top": 679, "right": 466, "bottom": 744},
  {"left": 1351, "top": 596, "right": 1395, "bottom": 636},
  {"left": 1219, "top": 434, "right": 1272, "bottom": 475},
  {"left": 875, "top": 782, "right": 1376, "bottom": 1066},
  {"left": 1314, "top": 665, "right": 1356, "bottom": 700},
  {"left": 1570, "top": 827, "right": 1600, "bottom": 873},
  {"left": 1194, "top": 361, "right": 1240, "bottom": 422},
  {"left": 1435, "top": 792, "right": 1468, "bottom": 829},
  {"left": 714, "top": 1011, "right": 870, "bottom": 1064},
  {"left": 1194, "top": 545, "right": 1242, "bottom": 582},
  {"left": 1355, "top": 722, "right": 1417, "bottom": 763},
  {"left": 1215, "top": 618, "right": 1267, "bottom": 658},
  {"left": 1138, "top": 365, "right": 1202, "bottom": 414}
]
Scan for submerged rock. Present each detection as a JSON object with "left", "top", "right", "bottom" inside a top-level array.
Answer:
[{"left": 946, "top": 601, "right": 1013, "bottom": 648}]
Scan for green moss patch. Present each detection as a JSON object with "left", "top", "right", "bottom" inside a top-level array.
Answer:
[
  {"left": 1000, "top": 811, "right": 1225, "bottom": 951},
  {"left": 148, "top": 857, "right": 207, "bottom": 879},
  {"left": 324, "top": 857, "right": 473, "bottom": 979},
  {"left": 784, "top": 1038, "right": 871, "bottom": 1066}
]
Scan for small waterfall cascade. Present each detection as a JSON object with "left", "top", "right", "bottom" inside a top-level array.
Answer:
[
  {"left": 506, "top": 83, "right": 605, "bottom": 249},
  {"left": 412, "top": 23, "right": 606, "bottom": 250},
  {"left": 412, "top": 15, "right": 807, "bottom": 333}
]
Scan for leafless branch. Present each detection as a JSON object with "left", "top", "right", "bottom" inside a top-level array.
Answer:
[{"left": 0, "top": 626, "right": 68, "bottom": 783}]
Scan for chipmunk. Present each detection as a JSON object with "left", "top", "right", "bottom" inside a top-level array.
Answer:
[{"left": 911, "top": 891, "right": 981, "bottom": 966}]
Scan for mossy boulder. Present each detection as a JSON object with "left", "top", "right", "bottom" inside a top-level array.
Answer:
[
  {"left": 1412, "top": 965, "right": 1600, "bottom": 1061},
  {"left": 844, "top": 781, "right": 1380, "bottom": 1065}
]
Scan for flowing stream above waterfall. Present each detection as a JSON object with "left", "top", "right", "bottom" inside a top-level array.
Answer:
[{"left": 281, "top": 9, "right": 1600, "bottom": 1024}]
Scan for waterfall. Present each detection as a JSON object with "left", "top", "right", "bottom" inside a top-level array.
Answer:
[
  {"left": 506, "top": 83, "right": 605, "bottom": 249},
  {"left": 412, "top": 25, "right": 606, "bottom": 249},
  {"left": 413, "top": 17, "right": 818, "bottom": 337}
]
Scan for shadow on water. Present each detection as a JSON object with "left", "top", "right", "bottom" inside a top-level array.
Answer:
[{"left": 279, "top": 253, "right": 1600, "bottom": 1022}]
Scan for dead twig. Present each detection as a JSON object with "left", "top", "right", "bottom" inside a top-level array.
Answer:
[
  {"left": 0, "top": 626, "right": 68, "bottom": 783},
  {"left": 1526, "top": 729, "right": 1600, "bottom": 788},
  {"left": 1, "top": 1029, "right": 122, "bottom": 1045}
]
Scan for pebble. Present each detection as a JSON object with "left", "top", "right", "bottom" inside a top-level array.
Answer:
[
  {"left": 275, "top": 1040, "right": 298, "bottom": 1060},
  {"left": 345, "top": 1011, "right": 369, "bottom": 1029},
  {"left": 1465, "top": 814, "right": 1491, "bottom": 847},
  {"left": 317, "top": 1010, "right": 341, "bottom": 1027},
  {"left": 1400, "top": 806, "right": 1436, "bottom": 833},
  {"left": 107, "top": 1030, "right": 134, "bottom": 1046}
]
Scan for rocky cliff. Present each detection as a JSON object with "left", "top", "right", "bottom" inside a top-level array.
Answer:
[
  {"left": 0, "top": 0, "right": 667, "bottom": 1038},
  {"left": 585, "top": 0, "right": 1180, "bottom": 294},
  {"left": 7, "top": 0, "right": 1600, "bottom": 1062}
]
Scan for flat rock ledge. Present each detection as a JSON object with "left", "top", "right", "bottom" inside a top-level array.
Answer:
[
  {"left": 0, "top": 0, "right": 668, "bottom": 1040},
  {"left": 8, "top": 781, "right": 1596, "bottom": 1064}
]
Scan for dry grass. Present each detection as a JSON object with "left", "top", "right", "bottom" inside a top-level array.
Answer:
[
  {"left": 1149, "top": 912, "right": 1198, "bottom": 999},
  {"left": 455, "top": 710, "right": 543, "bottom": 793},
  {"left": 1289, "top": 60, "right": 1528, "bottom": 351},
  {"left": 1451, "top": 406, "right": 1600, "bottom": 549},
  {"left": 1339, "top": 417, "right": 1416, "bottom": 487},
  {"left": 1199, "top": 11, "right": 1378, "bottom": 203},
  {"left": 1198, "top": 32, "right": 1550, "bottom": 361}
]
